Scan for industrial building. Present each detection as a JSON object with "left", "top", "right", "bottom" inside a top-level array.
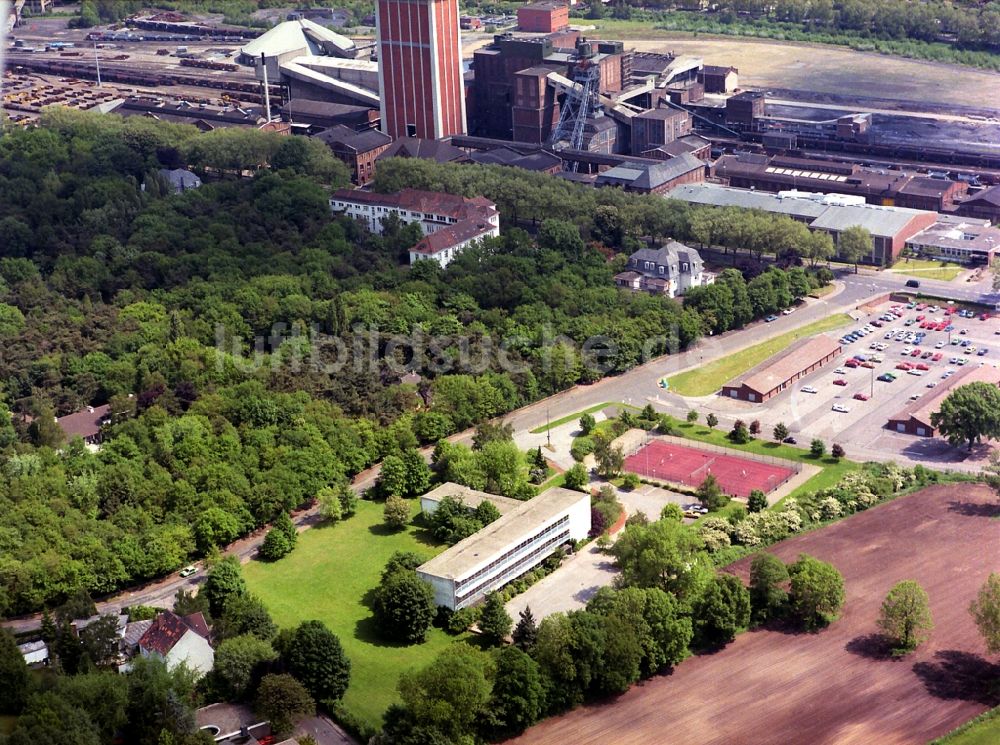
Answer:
[
  {"left": 416, "top": 486, "right": 591, "bottom": 610},
  {"left": 314, "top": 125, "right": 392, "bottom": 184},
  {"left": 886, "top": 366, "right": 1000, "bottom": 437},
  {"left": 904, "top": 216, "right": 1000, "bottom": 266},
  {"left": 595, "top": 153, "right": 705, "bottom": 194},
  {"left": 713, "top": 153, "right": 969, "bottom": 212},
  {"left": 667, "top": 183, "right": 939, "bottom": 265},
  {"left": 376, "top": 0, "right": 467, "bottom": 139},
  {"left": 517, "top": 1, "right": 569, "bottom": 33},
  {"left": 614, "top": 242, "right": 711, "bottom": 298},
  {"left": 698, "top": 64, "right": 738, "bottom": 94},
  {"left": 329, "top": 188, "right": 499, "bottom": 266},
  {"left": 721, "top": 335, "right": 842, "bottom": 402},
  {"left": 954, "top": 186, "right": 1000, "bottom": 223}
]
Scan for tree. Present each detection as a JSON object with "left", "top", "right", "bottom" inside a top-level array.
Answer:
[
  {"left": 563, "top": 463, "right": 589, "bottom": 491},
  {"left": 788, "top": 554, "right": 845, "bottom": 630},
  {"left": 773, "top": 422, "right": 789, "bottom": 442},
  {"left": 214, "top": 634, "right": 278, "bottom": 699},
  {"left": 931, "top": 382, "right": 1000, "bottom": 450},
  {"left": 173, "top": 589, "right": 210, "bottom": 622},
  {"left": 810, "top": 438, "right": 826, "bottom": 458},
  {"left": 969, "top": 573, "right": 1000, "bottom": 655},
  {"left": 747, "top": 489, "right": 768, "bottom": 513},
  {"left": 593, "top": 436, "right": 625, "bottom": 479},
  {"left": 398, "top": 645, "right": 493, "bottom": 742},
  {"left": 372, "top": 568, "right": 436, "bottom": 644},
  {"left": 383, "top": 495, "right": 410, "bottom": 530},
  {"left": 728, "top": 419, "right": 750, "bottom": 444},
  {"left": 259, "top": 528, "right": 292, "bottom": 561},
  {"left": 401, "top": 448, "right": 431, "bottom": 496},
  {"left": 749, "top": 420, "right": 761, "bottom": 437},
  {"left": 283, "top": 620, "right": 351, "bottom": 703},
  {"left": 831, "top": 443, "right": 845, "bottom": 460},
  {"left": 317, "top": 486, "right": 343, "bottom": 522},
  {"left": 686, "top": 410, "right": 698, "bottom": 424},
  {"left": 203, "top": 557, "right": 247, "bottom": 619},
  {"left": 0, "top": 630, "right": 29, "bottom": 714},
  {"left": 273, "top": 512, "right": 297, "bottom": 547},
  {"left": 217, "top": 594, "right": 277, "bottom": 642},
  {"left": 837, "top": 225, "right": 871, "bottom": 270},
  {"left": 480, "top": 592, "right": 513, "bottom": 645},
  {"left": 692, "top": 573, "right": 751, "bottom": 647},
  {"left": 377, "top": 455, "right": 408, "bottom": 498},
  {"left": 706, "top": 413, "right": 719, "bottom": 429},
  {"left": 472, "top": 420, "right": 514, "bottom": 450},
  {"left": 254, "top": 674, "right": 314, "bottom": 737},
  {"left": 79, "top": 614, "right": 123, "bottom": 667},
  {"left": 749, "top": 553, "right": 789, "bottom": 625},
  {"left": 579, "top": 413, "right": 596, "bottom": 435},
  {"left": 485, "top": 646, "right": 544, "bottom": 738},
  {"left": 512, "top": 606, "right": 538, "bottom": 652},
  {"left": 696, "top": 473, "right": 728, "bottom": 512},
  {"left": 610, "top": 518, "right": 708, "bottom": 599},
  {"left": 878, "top": 580, "right": 933, "bottom": 655}
]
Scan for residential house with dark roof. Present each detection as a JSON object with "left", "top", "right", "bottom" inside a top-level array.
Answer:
[
  {"left": 138, "top": 611, "right": 214, "bottom": 676},
  {"left": 158, "top": 168, "right": 202, "bottom": 194},
  {"left": 56, "top": 404, "right": 111, "bottom": 446},
  {"left": 468, "top": 146, "right": 562, "bottom": 174},
  {"left": 329, "top": 188, "right": 500, "bottom": 267},
  {"left": 614, "top": 242, "right": 712, "bottom": 298},
  {"left": 313, "top": 125, "right": 392, "bottom": 184}
]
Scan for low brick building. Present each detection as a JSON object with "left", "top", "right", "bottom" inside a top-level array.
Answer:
[
  {"left": 313, "top": 125, "right": 391, "bottom": 185},
  {"left": 886, "top": 366, "right": 1000, "bottom": 437},
  {"left": 721, "top": 336, "right": 842, "bottom": 402},
  {"left": 595, "top": 152, "right": 704, "bottom": 195},
  {"left": 517, "top": 1, "right": 569, "bottom": 33}
]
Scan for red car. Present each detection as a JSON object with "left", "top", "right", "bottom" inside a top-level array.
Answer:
[
  {"left": 936, "top": 322, "right": 948, "bottom": 331},
  {"left": 932, "top": 352, "right": 943, "bottom": 361},
  {"left": 845, "top": 359, "right": 859, "bottom": 368},
  {"left": 916, "top": 363, "right": 930, "bottom": 371},
  {"left": 860, "top": 361, "right": 875, "bottom": 369},
  {"left": 853, "top": 392, "right": 870, "bottom": 401},
  {"left": 896, "top": 362, "right": 913, "bottom": 370},
  {"left": 910, "top": 348, "right": 922, "bottom": 357},
  {"left": 981, "top": 313, "right": 991, "bottom": 321},
  {"left": 871, "top": 320, "right": 883, "bottom": 327},
  {"left": 916, "top": 314, "right": 925, "bottom": 321},
  {"left": 916, "top": 303, "right": 928, "bottom": 311},
  {"left": 833, "top": 379, "right": 848, "bottom": 386}
]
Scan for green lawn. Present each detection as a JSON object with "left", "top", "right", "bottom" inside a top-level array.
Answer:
[
  {"left": 930, "top": 707, "right": 1000, "bottom": 745},
  {"left": 530, "top": 402, "right": 639, "bottom": 434},
  {"left": 243, "top": 500, "right": 461, "bottom": 733},
  {"left": 891, "top": 258, "right": 965, "bottom": 282},
  {"left": 665, "top": 314, "right": 854, "bottom": 396}
]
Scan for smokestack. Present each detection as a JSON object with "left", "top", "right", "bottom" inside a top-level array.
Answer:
[{"left": 260, "top": 52, "right": 271, "bottom": 124}]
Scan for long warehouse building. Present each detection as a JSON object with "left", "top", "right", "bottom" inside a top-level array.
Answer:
[
  {"left": 417, "top": 486, "right": 590, "bottom": 610},
  {"left": 721, "top": 335, "right": 842, "bottom": 402}
]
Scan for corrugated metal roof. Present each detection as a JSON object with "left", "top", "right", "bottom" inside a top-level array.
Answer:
[{"left": 240, "top": 18, "right": 355, "bottom": 58}]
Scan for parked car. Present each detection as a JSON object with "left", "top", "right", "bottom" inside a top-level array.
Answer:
[
  {"left": 861, "top": 361, "right": 875, "bottom": 369},
  {"left": 910, "top": 393, "right": 921, "bottom": 401},
  {"left": 765, "top": 315, "right": 778, "bottom": 322},
  {"left": 935, "top": 341, "right": 945, "bottom": 349},
  {"left": 782, "top": 307, "right": 795, "bottom": 315},
  {"left": 910, "top": 348, "right": 922, "bottom": 357},
  {"left": 877, "top": 373, "right": 896, "bottom": 382},
  {"left": 896, "top": 362, "right": 913, "bottom": 370},
  {"left": 833, "top": 368, "right": 848, "bottom": 375},
  {"left": 907, "top": 369, "right": 925, "bottom": 376},
  {"left": 179, "top": 565, "right": 198, "bottom": 578},
  {"left": 800, "top": 385, "right": 818, "bottom": 394},
  {"left": 927, "top": 381, "right": 938, "bottom": 388},
  {"left": 921, "top": 351, "right": 933, "bottom": 359},
  {"left": 905, "top": 279, "right": 920, "bottom": 287},
  {"left": 979, "top": 348, "right": 989, "bottom": 356},
  {"left": 932, "top": 353, "right": 943, "bottom": 361},
  {"left": 782, "top": 436, "right": 797, "bottom": 445},
  {"left": 915, "top": 363, "right": 929, "bottom": 371}
]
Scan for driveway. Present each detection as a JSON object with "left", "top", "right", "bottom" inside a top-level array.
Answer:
[{"left": 505, "top": 541, "right": 620, "bottom": 621}]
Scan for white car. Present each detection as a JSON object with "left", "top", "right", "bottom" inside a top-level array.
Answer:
[
  {"left": 935, "top": 341, "right": 945, "bottom": 349},
  {"left": 782, "top": 307, "right": 795, "bottom": 315},
  {"left": 908, "top": 369, "right": 925, "bottom": 376},
  {"left": 801, "top": 385, "right": 818, "bottom": 394},
  {"left": 884, "top": 331, "right": 894, "bottom": 339},
  {"left": 927, "top": 381, "right": 938, "bottom": 388},
  {"left": 901, "top": 347, "right": 913, "bottom": 355},
  {"left": 833, "top": 368, "right": 848, "bottom": 375},
  {"left": 832, "top": 403, "right": 850, "bottom": 413}
]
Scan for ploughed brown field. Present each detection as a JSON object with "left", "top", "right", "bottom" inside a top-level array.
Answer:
[{"left": 510, "top": 484, "right": 1000, "bottom": 745}]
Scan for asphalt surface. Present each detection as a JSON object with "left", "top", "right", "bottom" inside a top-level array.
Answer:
[{"left": 3, "top": 267, "right": 984, "bottom": 634}]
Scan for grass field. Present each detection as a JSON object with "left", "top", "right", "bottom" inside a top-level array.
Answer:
[
  {"left": 243, "top": 500, "right": 460, "bottom": 733},
  {"left": 890, "top": 258, "right": 966, "bottom": 282},
  {"left": 529, "top": 402, "right": 639, "bottom": 434},
  {"left": 932, "top": 707, "right": 1000, "bottom": 745},
  {"left": 665, "top": 314, "right": 853, "bottom": 396}
]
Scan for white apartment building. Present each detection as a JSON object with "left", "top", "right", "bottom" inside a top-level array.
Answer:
[
  {"left": 416, "top": 486, "right": 591, "bottom": 610},
  {"left": 329, "top": 188, "right": 500, "bottom": 267}
]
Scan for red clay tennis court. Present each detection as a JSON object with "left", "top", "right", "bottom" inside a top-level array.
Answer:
[{"left": 623, "top": 440, "right": 796, "bottom": 498}]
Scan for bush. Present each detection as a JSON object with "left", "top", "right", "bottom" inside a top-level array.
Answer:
[
  {"left": 831, "top": 443, "right": 845, "bottom": 460},
  {"left": 728, "top": 420, "right": 750, "bottom": 444},
  {"left": 383, "top": 495, "right": 410, "bottom": 530},
  {"left": 570, "top": 436, "right": 595, "bottom": 462},
  {"left": 686, "top": 410, "right": 698, "bottom": 424},
  {"left": 810, "top": 439, "right": 826, "bottom": 458},
  {"left": 747, "top": 490, "right": 767, "bottom": 513},
  {"left": 372, "top": 567, "right": 436, "bottom": 644},
  {"left": 622, "top": 472, "right": 640, "bottom": 490},
  {"left": 579, "top": 413, "right": 596, "bottom": 435},
  {"left": 447, "top": 606, "right": 481, "bottom": 634},
  {"left": 259, "top": 528, "right": 292, "bottom": 561},
  {"left": 563, "top": 462, "right": 589, "bottom": 491},
  {"left": 706, "top": 413, "right": 719, "bottom": 429}
]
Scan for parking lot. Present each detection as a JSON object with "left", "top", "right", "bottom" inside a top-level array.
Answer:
[{"left": 712, "top": 300, "right": 1000, "bottom": 459}]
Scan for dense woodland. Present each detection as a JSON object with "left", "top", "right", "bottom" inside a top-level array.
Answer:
[{"left": 0, "top": 110, "right": 825, "bottom": 617}]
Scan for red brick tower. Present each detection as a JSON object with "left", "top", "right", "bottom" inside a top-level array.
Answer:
[{"left": 376, "top": 0, "right": 467, "bottom": 139}]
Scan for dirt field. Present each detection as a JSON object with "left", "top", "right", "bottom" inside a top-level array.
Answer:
[
  {"left": 510, "top": 483, "right": 1000, "bottom": 745},
  {"left": 610, "top": 36, "right": 1000, "bottom": 113}
]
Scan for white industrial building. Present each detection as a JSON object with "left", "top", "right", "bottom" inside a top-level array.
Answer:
[{"left": 416, "top": 486, "right": 591, "bottom": 610}]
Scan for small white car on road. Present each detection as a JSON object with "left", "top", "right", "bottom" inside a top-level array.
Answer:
[
  {"left": 801, "top": 385, "right": 818, "bottom": 394},
  {"left": 832, "top": 403, "right": 850, "bottom": 413}
]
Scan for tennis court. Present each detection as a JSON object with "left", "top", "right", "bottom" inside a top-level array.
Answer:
[{"left": 623, "top": 440, "right": 796, "bottom": 498}]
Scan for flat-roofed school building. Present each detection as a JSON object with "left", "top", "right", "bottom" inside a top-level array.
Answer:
[
  {"left": 416, "top": 487, "right": 591, "bottom": 610},
  {"left": 419, "top": 482, "right": 524, "bottom": 516},
  {"left": 720, "top": 335, "right": 842, "bottom": 402}
]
